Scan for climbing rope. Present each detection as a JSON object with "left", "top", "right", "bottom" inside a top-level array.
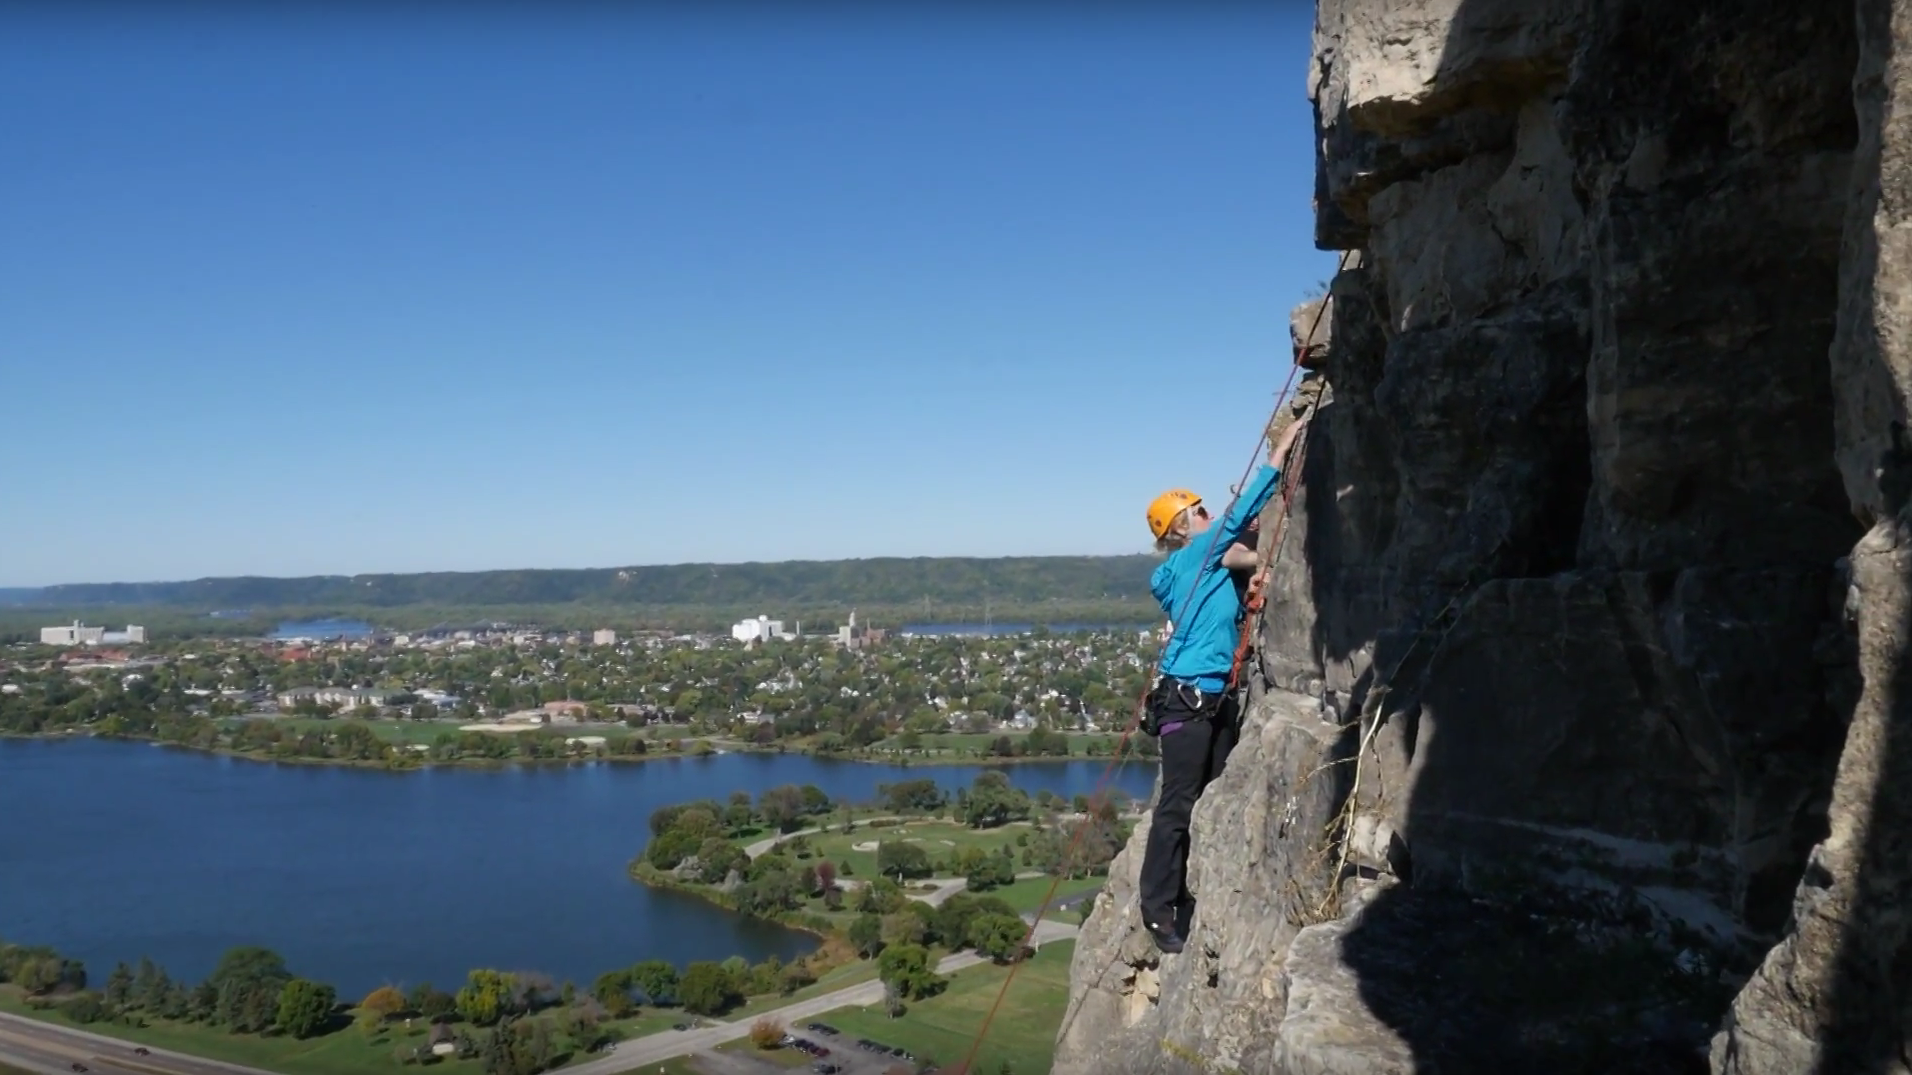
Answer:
[
  {"left": 1225, "top": 408, "right": 1314, "bottom": 695},
  {"left": 949, "top": 265, "right": 1344, "bottom": 1073}
]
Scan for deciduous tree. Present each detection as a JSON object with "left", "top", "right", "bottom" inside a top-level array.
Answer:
[
  {"left": 360, "top": 985, "right": 407, "bottom": 1021},
  {"left": 748, "top": 1017, "right": 785, "bottom": 1050},
  {"left": 275, "top": 978, "right": 336, "bottom": 1040}
]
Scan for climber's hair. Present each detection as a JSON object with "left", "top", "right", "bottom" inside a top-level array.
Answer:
[{"left": 1154, "top": 511, "right": 1192, "bottom": 555}]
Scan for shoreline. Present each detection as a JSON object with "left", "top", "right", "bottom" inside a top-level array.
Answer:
[
  {"left": 629, "top": 865, "right": 841, "bottom": 947},
  {"left": 0, "top": 728, "right": 1159, "bottom": 772}
]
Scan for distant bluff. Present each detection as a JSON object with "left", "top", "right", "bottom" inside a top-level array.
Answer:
[
  {"left": 21, "top": 556, "right": 1158, "bottom": 613},
  {"left": 1057, "top": 1, "right": 1912, "bottom": 1072}
]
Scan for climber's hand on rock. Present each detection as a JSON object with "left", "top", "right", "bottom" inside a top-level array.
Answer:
[{"left": 1271, "top": 412, "right": 1310, "bottom": 469}]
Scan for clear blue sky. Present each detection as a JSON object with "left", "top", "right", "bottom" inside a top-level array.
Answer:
[{"left": 1, "top": 2, "right": 1334, "bottom": 587}]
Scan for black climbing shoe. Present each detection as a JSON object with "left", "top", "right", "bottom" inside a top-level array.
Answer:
[{"left": 1144, "top": 919, "right": 1185, "bottom": 955}]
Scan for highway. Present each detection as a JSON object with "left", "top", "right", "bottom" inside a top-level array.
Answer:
[{"left": 0, "top": 1013, "right": 277, "bottom": 1075}]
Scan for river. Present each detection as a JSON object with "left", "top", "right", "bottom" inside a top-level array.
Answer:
[{"left": 0, "top": 738, "right": 1157, "bottom": 996}]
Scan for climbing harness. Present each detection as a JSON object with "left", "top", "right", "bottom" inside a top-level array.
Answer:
[
  {"left": 950, "top": 261, "right": 1345, "bottom": 1073},
  {"left": 1139, "top": 676, "right": 1223, "bottom": 738}
]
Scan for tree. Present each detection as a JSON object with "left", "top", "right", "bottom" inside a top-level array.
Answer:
[
  {"left": 778, "top": 962, "right": 816, "bottom": 996},
  {"left": 361, "top": 984, "right": 407, "bottom": 1021},
  {"left": 881, "top": 911, "right": 927, "bottom": 948},
  {"left": 104, "top": 961, "right": 133, "bottom": 1009},
  {"left": 457, "top": 969, "right": 516, "bottom": 1027},
  {"left": 849, "top": 913, "right": 886, "bottom": 958},
  {"left": 591, "top": 969, "right": 634, "bottom": 1016},
  {"left": 276, "top": 978, "right": 337, "bottom": 1040},
  {"left": 815, "top": 860, "right": 838, "bottom": 892},
  {"left": 133, "top": 957, "right": 167, "bottom": 1011},
  {"left": 208, "top": 946, "right": 290, "bottom": 1032},
  {"left": 876, "top": 841, "right": 932, "bottom": 881},
  {"left": 14, "top": 955, "right": 60, "bottom": 996},
  {"left": 748, "top": 1016, "right": 785, "bottom": 1050},
  {"left": 878, "top": 778, "right": 944, "bottom": 813},
  {"left": 876, "top": 943, "right": 944, "bottom": 1001},
  {"left": 628, "top": 960, "right": 677, "bottom": 1005},
  {"left": 677, "top": 962, "right": 740, "bottom": 1017},
  {"left": 969, "top": 914, "right": 1031, "bottom": 964},
  {"left": 758, "top": 784, "right": 807, "bottom": 831},
  {"left": 417, "top": 987, "right": 457, "bottom": 1019},
  {"left": 963, "top": 774, "right": 1031, "bottom": 829}
]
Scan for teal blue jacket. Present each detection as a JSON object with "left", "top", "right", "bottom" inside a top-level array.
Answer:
[{"left": 1150, "top": 464, "right": 1283, "bottom": 693}]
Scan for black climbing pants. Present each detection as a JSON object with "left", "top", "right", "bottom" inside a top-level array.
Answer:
[{"left": 1137, "top": 682, "right": 1240, "bottom": 927}]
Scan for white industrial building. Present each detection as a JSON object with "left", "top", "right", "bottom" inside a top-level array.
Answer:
[
  {"left": 40, "top": 621, "right": 146, "bottom": 646},
  {"left": 592, "top": 629, "right": 618, "bottom": 646},
  {"left": 276, "top": 687, "right": 398, "bottom": 710},
  {"left": 731, "top": 615, "right": 795, "bottom": 643}
]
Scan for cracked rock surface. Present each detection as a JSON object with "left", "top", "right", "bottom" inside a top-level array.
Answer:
[{"left": 1056, "top": 0, "right": 1912, "bottom": 1071}]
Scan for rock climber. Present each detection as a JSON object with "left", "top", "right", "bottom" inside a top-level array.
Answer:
[{"left": 1137, "top": 412, "right": 1309, "bottom": 954}]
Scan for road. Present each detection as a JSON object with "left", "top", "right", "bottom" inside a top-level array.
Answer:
[
  {"left": 565, "top": 917, "right": 1080, "bottom": 1075},
  {"left": 0, "top": 1012, "right": 277, "bottom": 1075},
  {"left": 741, "top": 819, "right": 905, "bottom": 859}
]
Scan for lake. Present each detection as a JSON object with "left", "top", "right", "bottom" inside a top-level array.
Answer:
[{"left": 0, "top": 738, "right": 1158, "bottom": 996}]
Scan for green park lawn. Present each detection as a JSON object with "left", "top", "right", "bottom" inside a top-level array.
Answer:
[
  {"left": 807, "top": 941, "right": 1077, "bottom": 1075},
  {"left": 234, "top": 717, "right": 640, "bottom": 747},
  {"left": 773, "top": 819, "right": 1034, "bottom": 879},
  {"left": 599, "top": 1007, "right": 684, "bottom": 1040},
  {"left": 981, "top": 875, "right": 1104, "bottom": 920}
]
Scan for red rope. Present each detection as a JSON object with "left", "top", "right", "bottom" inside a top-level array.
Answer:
[
  {"left": 1226, "top": 419, "right": 1312, "bottom": 693},
  {"left": 947, "top": 368, "right": 1317, "bottom": 1075}
]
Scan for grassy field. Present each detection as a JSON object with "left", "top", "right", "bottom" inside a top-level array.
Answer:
[
  {"left": 805, "top": 941, "right": 1076, "bottom": 1075},
  {"left": 981, "top": 875, "right": 1104, "bottom": 920},
  {"left": 600, "top": 1007, "right": 685, "bottom": 1040},
  {"left": 225, "top": 717, "right": 642, "bottom": 746},
  {"left": 775, "top": 819, "right": 1034, "bottom": 879}
]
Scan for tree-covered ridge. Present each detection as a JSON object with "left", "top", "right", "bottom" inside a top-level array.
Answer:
[{"left": 24, "top": 555, "right": 1158, "bottom": 610}]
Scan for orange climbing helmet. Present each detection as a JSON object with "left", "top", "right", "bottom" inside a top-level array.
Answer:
[{"left": 1146, "top": 489, "right": 1202, "bottom": 540}]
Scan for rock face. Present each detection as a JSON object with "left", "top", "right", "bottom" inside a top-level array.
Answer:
[{"left": 1057, "top": 0, "right": 1912, "bottom": 1072}]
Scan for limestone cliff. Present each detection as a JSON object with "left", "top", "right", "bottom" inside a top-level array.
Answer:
[{"left": 1056, "top": 1, "right": 1912, "bottom": 1072}]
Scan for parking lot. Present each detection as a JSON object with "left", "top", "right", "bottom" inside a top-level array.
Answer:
[{"left": 704, "top": 1020, "right": 928, "bottom": 1075}]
